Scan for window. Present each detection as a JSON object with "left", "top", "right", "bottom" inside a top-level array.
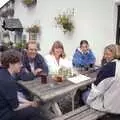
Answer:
[
  {"left": 116, "top": 6, "right": 120, "bottom": 45},
  {"left": 14, "top": 31, "right": 22, "bottom": 43}
]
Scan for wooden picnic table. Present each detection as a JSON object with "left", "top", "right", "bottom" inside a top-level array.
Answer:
[{"left": 18, "top": 70, "right": 98, "bottom": 117}]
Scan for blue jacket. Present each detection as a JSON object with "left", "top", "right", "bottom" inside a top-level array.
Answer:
[
  {"left": 72, "top": 48, "right": 96, "bottom": 67},
  {"left": 16, "top": 51, "right": 48, "bottom": 81}
]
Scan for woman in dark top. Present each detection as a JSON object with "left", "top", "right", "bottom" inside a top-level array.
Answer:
[
  {"left": 82, "top": 45, "right": 120, "bottom": 114},
  {"left": 0, "top": 50, "right": 48, "bottom": 120}
]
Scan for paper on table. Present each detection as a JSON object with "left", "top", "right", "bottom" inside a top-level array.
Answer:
[{"left": 67, "top": 74, "right": 90, "bottom": 84}]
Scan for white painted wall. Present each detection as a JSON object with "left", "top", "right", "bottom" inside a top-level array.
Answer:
[{"left": 14, "top": 0, "right": 117, "bottom": 65}]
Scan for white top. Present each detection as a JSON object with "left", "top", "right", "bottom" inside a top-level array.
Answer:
[
  {"left": 29, "top": 62, "right": 35, "bottom": 72},
  {"left": 45, "top": 54, "right": 72, "bottom": 74}
]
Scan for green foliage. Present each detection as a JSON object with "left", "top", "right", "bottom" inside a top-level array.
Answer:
[
  {"left": 26, "top": 25, "right": 40, "bottom": 33},
  {"left": 55, "top": 13, "right": 74, "bottom": 33},
  {"left": 15, "top": 40, "right": 26, "bottom": 49},
  {"left": 23, "top": 0, "right": 37, "bottom": 7},
  {"left": 58, "top": 67, "right": 72, "bottom": 78}
]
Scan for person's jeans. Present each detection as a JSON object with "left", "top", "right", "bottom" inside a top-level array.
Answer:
[{"left": 81, "top": 89, "right": 90, "bottom": 104}]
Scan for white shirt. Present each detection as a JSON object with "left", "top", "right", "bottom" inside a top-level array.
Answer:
[
  {"left": 29, "top": 62, "right": 35, "bottom": 72},
  {"left": 45, "top": 54, "right": 72, "bottom": 74}
]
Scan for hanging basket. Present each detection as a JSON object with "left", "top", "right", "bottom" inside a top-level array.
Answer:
[
  {"left": 23, "top": 0, "right": 37, "bottom": 7},
  {"left": 55, "top": 11, "right": 74, "bottom": 33},
  {"left": 26, "top": 24, "right": 40, "bottom": 33}
]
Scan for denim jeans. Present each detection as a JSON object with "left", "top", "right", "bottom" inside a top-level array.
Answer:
[{"left": 82, "top": 89, "right": 90, "bottom": 104}]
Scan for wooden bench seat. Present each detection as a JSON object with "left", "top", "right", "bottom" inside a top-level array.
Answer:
[{"left": 52, "top": 105, "right": 106, "bottom": 120}]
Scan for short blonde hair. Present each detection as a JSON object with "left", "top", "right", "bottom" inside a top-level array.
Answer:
[
  {"left": 104, "top": 44, "right": 116, "bottom": 59},
  {"left": 50, "top": 41, "right": 66, "bottom": 58},
  {"left": 104, "top": 44, "right": 120, "bottom": 59}
]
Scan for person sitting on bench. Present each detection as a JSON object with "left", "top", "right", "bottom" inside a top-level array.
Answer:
[
  {"left": 72, "top": 40, "right": 96, "bottom": 70},
  {"left": 0, "top": 50, "right": 49, "bottom": 120},
  {"left": 82, "top": 45, "right": 120, "bottom": 114}
]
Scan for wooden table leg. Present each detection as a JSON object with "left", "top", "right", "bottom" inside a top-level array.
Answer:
[
  {"left": 41, "top": 101, "right": 62, "bottom": 117},
  {"left": 71, "top": 89, "right": 78, "bottom": 111},
  {"left": 52, "top": 102, "right": 62, "bottom": 116}
]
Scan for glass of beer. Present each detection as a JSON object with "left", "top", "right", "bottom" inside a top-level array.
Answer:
[
  {"left": 40, "top": 73, "right": 48, "bottom": 84},
  {"left": 56, "top": 75, "right": 63, "bottom": 82}
]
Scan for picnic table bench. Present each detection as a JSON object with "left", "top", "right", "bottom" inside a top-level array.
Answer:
[
  {"left": 52, "top": 105, "right": 106, "bottom": 120},
  {"left": 52, "top": 67, "right": 107, "bottom": 120},
  {"left": 18, "top": 67, "right": 99, "bottom": 118}
]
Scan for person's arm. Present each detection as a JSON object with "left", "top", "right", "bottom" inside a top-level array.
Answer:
[
  {"left": 87, "top": 50, "right": 96, "bottom": 65},
  {"left": 94, "top": 62, "right": 116, "bottom": 86},
  {"left": 15, "top": 67, "right": 35, "bottom": 81},
  {"left": 14, "top": 91, "right": 40, "bottom": 111},
  {"left": 17, "top": 93, "right": 31, "bottom": 103},
  {"left": 14, "top": 102, "right": 32, "bottom": 111},
  {"left": 38, "top": 55, "right": 49, "bottom": 74},
  {"left": 87, "top": 77, "right": 114, "bottom": 104},
  {"left": 72, "top": 51, "right": 84, "bottom": 67},
  {"left": 14, "top": 97, "right": 39, "bottom": 111},
  {"left": 16, "top": 50, "right": 35, "bottom": 81},
  {"left": 1, "top": 80, "right": 19, "bottom": 110}
]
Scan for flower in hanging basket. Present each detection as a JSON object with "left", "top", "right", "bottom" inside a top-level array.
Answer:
[
  {"left": 55, "top": 12, "right": 74, "bottom": 33},
  {"left": 23, "top": 0, "right": 37, "bottom": 7},
  {"left": 14, "top": 40, "right": 27, "bottom": 51},
  {"left": 26, "top": 24, "right": 40, "bottom": 33}
]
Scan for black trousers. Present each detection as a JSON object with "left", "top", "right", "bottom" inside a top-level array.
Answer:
[{"left": 11, "top": 106, "right": 49, "bottom": 120}]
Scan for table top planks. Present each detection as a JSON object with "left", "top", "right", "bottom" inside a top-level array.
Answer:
[
  {"left": 18, "top": 68, "right": 99, "bottom": 102},
  {"left": 19, "top": 73, "right": 96, "bottom": 102}
]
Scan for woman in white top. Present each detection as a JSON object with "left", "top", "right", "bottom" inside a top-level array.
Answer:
[{"left": 45, "top": 41, "right": 72, "bottom": 74}]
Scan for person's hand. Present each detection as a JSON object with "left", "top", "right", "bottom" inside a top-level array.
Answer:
[
  {"left": 32, "top": 68, "right": 42, "bottom": 76},
  {"left": 31, "top": 101, "right": 40, "bottom": 107}
]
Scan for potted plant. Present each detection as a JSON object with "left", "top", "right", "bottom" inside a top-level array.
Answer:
[
  {"left": 23, "top": 0, "right": 37, "bottom": 7},
  {"left": 55, "top": 11, "right": 74, "bottom": 33},
  {"left": 14, "top": 40, "right": 26, "bottom": 51},
  {"left": 26, "top": 24, "right": 40, "bottom": 33},
  {"left": 26, "top": 24, "right": 40, "bottom": 40}
]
